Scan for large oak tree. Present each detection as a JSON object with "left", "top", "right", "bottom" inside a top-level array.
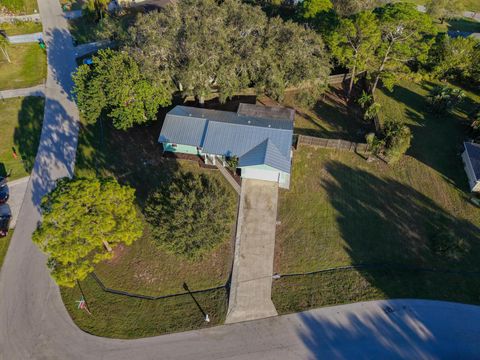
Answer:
[{"left": 33, "top": 177, "right": 143, "bottom": 287}]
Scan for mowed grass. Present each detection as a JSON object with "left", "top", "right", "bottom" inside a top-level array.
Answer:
[
  {"left": 0, "top": 43, "right": 46, "bottom": 90},
  {"left": 274, "top": 147, "right": 480, "bottom": 312},
  {"left": 0, "top": 0, "right": 38, "bottom": 14},
  {"left": 0, "top": 21, "right": 42, "bottom": 36},
  {"left": 406, "top": 0, "right": 480, "bottom": 13},
  {"left": 0, "top": 231, "right": 13, "bottom": 272},
  {"left": 61, "top": 116, "right": 237, "bottom": 337},
  {"left": 0, "top": 97, "right": 44, "bottom": 180},
  {"left": 62, "top": 275, "right": 228, "bottom": 339},
  {"left": 273, "top": 80, "right": 480, "bottom": 312},
  {"left": 376, "top": 80, "right": 480, "bottom": 189}
]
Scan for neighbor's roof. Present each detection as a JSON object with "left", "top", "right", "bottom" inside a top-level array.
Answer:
[
  {"left": 464, "top": 142, "right": 480, "bottom": 181},
  {"left": 159, "top": 104, "right": 294, "bottom": 173}
]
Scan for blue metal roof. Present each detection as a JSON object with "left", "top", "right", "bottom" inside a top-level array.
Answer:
[
  {"left": 159, "top": 104, "right": 294, "bottom": 173},
  {"left": 238, "top": 139, "right": 291, "bottom": 173},
  {"left": 465, "top": 142, "right": 480, "bottom": 181}
]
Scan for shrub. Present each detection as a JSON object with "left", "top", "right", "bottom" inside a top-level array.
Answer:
[
  {"left": 366, "top": 120, "right": 412, "bottom": 163},
  {"left": 427, "top": 85, "right": 465, "bottom": 113},
  {"left": 144, "top": 172, "right": 235, "bottom": 259},
  {"left": 383, "top": 119, "right": 412, "bottom": 163}
]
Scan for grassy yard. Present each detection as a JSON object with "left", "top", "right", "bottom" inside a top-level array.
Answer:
[
  {"left": 0, "top": 0, "right": 38, "bottom": 14},
  {"left": 406, "top": 0, "right": 480, "bottom": 13},
  {"left": 0, "top": 43, "right": 46, "bottom": 90},
  {"left": 0, "top": 97, "right": 44, "bottom": 180},
  {"left": 0, "top": 21, "right": 42, "bottom": 36},
  {"left": 0, "top": 231, "right": 12, "bottom": 272},
  {"left": 273, "top": 80, "right": 480, "bottom": 313},
  {"left": 61, "top": 115, "right": 237, "bottom": 337}
]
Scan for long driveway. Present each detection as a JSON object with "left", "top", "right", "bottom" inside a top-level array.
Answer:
[
  {"left": 1, "top": 0, "right": 480, "bottom": 358},
  {"left": 226, "top": 179, "right": 278, "bottom": 323}
]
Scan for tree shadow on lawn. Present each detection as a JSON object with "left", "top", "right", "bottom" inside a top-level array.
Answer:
[
  {"left": 13, "top": 96, "right": 45, "bottom": 175},
  {"left": 293, "top": 162, "right": 480, "bottom": 358},
  {"left": 75, "top": 109, "right": 180, "bottom": 206},
  {"left": 379, "top": 82, "right": 473, "bottom": 191},
  {"left": 322, "top": 160, "right": 480, "bottom": 273}
]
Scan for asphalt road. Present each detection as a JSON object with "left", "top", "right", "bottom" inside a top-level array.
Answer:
[{"left": 1, "top": 0, "right": 480, "bottom": 359}]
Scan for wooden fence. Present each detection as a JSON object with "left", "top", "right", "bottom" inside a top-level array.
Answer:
[{"left": 297, "top": 135, "right": 370, "bottom": 153}]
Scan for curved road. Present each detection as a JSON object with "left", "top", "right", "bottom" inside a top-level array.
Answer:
[{"left": 1, "top": 0, "right": 480, "bottom": 359}]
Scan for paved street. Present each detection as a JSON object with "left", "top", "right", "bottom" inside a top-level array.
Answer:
[{"left": 226, "top": 179, "right": 279, "bottom": 323}]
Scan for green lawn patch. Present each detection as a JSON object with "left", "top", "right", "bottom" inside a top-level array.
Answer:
[
  {"left": 447, "top": 17, "right": 480, "bottom": 33},
  {"left": 0, "top": 0, "right": 38, "bottom": 14},
  {"left": 0, "top": 43, "right": 46, "bottom": 90},
  {"left": 406, "top": 0, "right": 480, "bottom": 13},
  {"left": 61, "top": 275, "right": 228, "bottom": 339},
  {"left": 61, "top": 115, "right": 237, "bottom": 337},
  {"left": 274, "top": 79, "right": 480, "bottom": 312},
  {"left": 0, "top": 21, "right": 42, "bottom": 36},
  {"left": 274, "top": 147, "right": 480, "bottom": 311},
  {"left": 0, "top": 97, "right": 44, "bottom": 180},
  {"left": 0, "top": 231, "right": 12, "bottom": 272},
  {"left": 376, "top": 80, "right": 480, "bottom": 189}
]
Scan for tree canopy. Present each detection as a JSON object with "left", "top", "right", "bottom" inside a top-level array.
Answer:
[
  {"left": 73, "top": 49, "right": 173, "bottom": 130},
  {"left": 144, "top": 172, "right": 235, "bottom": 259},
  {"left": 298, "top": 0, "right": 333, "bottom": 19},
  {"left": 127, "top": 0, "right": 330, "bottom": 102},
  {"left": 329, "top": 10, "right": 381, "bottom": 97},
  {"left": 370, "top": 2, "right": 436, "bottom": 94},
  {"left": 33, "top": 177, "right": 143, "bottom": 287},
  {"left": 429, "top": 35, "right": 480, "bottom": 84}
]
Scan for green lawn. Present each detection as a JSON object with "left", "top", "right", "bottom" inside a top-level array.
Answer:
[
  {"left": 0, "top": 231, "right": 12, "bottom": 272},
  {"left": 0, "top": 43, "right": 46, "bottom": 90},
  {"left": 406, "top": 0, "right": 480, "bottom": 13},
  {"left": 0, "top": 0, "right": 38, "bottom": 14},
  {"left": 61, "top": 115, "right": 237, "bottom": 337},
  {"left": 62, "top": 275, "right": 228, "bottom": 339},
  {"left": 0, "top": 97, "right": 44, "bottom": 180},
  {"left": 0, "top": 21, "right": 42, "bottom": 36},
  {"left": 273, "top": 80, "right": 480, "bottom": 313},
  {"left": 447, "top": 17, "right": 480, "bottom": 33}
]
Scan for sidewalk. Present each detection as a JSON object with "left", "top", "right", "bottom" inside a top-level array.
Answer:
[
  {"left": 6, "top": 176, "right": 30, "bottom": 229},
  {"left": 0, "top": 85, "right": 45, "bottom": 99}
]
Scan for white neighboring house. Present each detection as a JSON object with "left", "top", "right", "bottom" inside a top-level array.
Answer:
[
  {"left": 158, "top": 103, "right": 295, "bottom": 189},
  {"left": 462, "top": 142, "right": 480, "bottom": 192}
]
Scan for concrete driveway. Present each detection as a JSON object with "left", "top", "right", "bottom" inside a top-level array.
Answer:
[{"left": 226, "top": 179, "right": 279, "bottom": 323}]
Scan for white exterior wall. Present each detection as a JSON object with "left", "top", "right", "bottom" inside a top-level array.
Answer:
[
  {"left": 462, "top": 150, "right": 480, "bottom": 192},
  {"left": 240, "top": 166, "right": 290, "bottom": 189}
]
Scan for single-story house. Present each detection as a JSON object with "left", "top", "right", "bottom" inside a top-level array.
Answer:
[
  {"left": 158, "top": 103, "right": 295, "bottom": 189},
  {"left": 462, "top": 141, "right": 480, "bottom": 192}
]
